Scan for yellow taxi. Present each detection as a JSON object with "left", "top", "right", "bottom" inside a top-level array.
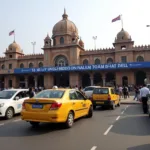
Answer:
[
  {"left": 92, "top": 87, "right": 120, "bottom": 110},
  {"left": 21, "top": 89, "right": 93, "bottom": 128}
]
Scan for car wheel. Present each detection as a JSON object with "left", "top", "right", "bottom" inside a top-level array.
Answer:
[
  {"left": 117, "top": 101, "right": 120, "bottom": 107},
  {"left": 111, "top": 102, "right": 115, "bottom": 110},
  {"left": 30, "top": 121, "right": 40, "bottom": 127},
  {"left": 93, "top": 105, "right": 96, "bottom": 110},
  {"left": 5, "top": 107, "right": 14, "bottom": 119},
  {"left": 65, "top": 111, "right": 74, "bottom": 128},
  {"left": 86, "top": 106, "right": 93, "bottom": 118}
]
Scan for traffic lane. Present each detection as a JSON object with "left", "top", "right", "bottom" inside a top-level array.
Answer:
[
  {"left": 95, "top": 105, "right": 150, "bottom": 150},
  {"left": 0, "top": 114, "right": 21, "bottom": 124},
  {"left": 0, "top": 105, "right": 126, "bottom": 150}
]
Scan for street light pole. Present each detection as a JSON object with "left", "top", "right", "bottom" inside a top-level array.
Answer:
[
  {"left": 31, "top": 42, "right": 36, "bottom": 54},
  {"left": 93, "top": 36, "right": 97, "bottom": 50}
]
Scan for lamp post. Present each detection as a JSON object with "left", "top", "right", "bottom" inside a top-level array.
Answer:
[
  {"left": 93, "top": 36, "right": 97, "bottom": 50},
  {"left": 31, "top": 42, "right": 36, "bottom": 54}
]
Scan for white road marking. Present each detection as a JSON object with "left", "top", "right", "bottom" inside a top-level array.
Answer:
[
  {"left": 0, "top": 123, "right": 4, "bottom": 126},
  {"left": 125, "top": 105, "right": 129, "bottom": 110},
  {"left": 116, "top": 116, "right": 120, "bottom": 121},
  {"left": 121, "top": 111, "right": 124, "bottom": 114},
  {"left": 13, "top": 119, "right": 21, "bottom": 122},
  {"left": 91, "top": 146, "right": 97, "bottom": 150},
  {"left": 104, "top": 125, "right": 113, "bottom": 135}
]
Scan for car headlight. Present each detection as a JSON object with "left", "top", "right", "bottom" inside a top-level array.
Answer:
[{"left": 0, "top": 103, "right": 4, "bottom": 107}]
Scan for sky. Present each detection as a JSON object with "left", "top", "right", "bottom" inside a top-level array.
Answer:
[{"left": 0, "top": 0, "right": 150, "bottom": 56}]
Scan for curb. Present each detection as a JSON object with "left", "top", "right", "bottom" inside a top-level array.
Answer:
[{"left": 121, "top": 102, "right": 141, "bottom": 105}]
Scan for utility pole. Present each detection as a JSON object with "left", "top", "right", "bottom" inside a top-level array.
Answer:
[
  {"left": 31, "top": 42, "right": 36, "bottom": 54},
  {"left": 93, "top": 36, "right": 97, "bottom": 50}
]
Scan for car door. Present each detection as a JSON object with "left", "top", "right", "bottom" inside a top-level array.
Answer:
[
  {"left": 14, "top": 91, "right": 29, "bottom": 113},
  {"left": 111, "top": 88, "right": 118, "bottom": 104},
  {"left": 69, "top": 90, "right": 83, "bottom": 119},
  {"left": 75, "top": 91, "right": 88, "bottom": 116}
]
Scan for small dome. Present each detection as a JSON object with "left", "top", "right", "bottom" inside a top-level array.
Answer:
[
  {"left": 52, "top": 9, "right": 78, "bottom": 38},
  {"left": 44, "top": 34, "right": 50, "bottom": 40},
  {"left": 8, "top": 41, "right": 21, "bottom": 52},
  {"left": 79, "top": 38, "right": 84, "bottom": 48},
  {"left": 116, "top": 28, "right": 131, "bottom": 41}
]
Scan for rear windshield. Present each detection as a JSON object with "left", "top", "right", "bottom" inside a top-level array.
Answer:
[
  {"left": 93, "top": 88, "right": 109, "bottom": 94},
  {"left": 34, "top": 90, "right": 64, "bottom": 98},
  {"left": 84, "top": 87, "right": 95, "bottom": 91}
]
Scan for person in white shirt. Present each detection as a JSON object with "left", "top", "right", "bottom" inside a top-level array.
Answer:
[
  {"left": 119, "top": 86, "right": 123, "bottom": 98},
  {"left": 140, "top": 84, "right": 150, "bottom": 114}
]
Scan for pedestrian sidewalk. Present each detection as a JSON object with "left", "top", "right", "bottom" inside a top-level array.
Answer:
[{"left": 120, "top": 96, "right": 141, "bottom": 104}]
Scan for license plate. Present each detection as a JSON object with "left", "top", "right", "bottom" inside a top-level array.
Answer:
[
  {"left": 32, "top": 104, "right": 43, "bottom": 109},
  {"left": 96, "top": 102, "right": 104, "bottom": 104}
]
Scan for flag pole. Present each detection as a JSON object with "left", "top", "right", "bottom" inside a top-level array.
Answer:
[
  {"left": 120, "top": 15, "right": 123, "bottom": 29},
  {"left": 14, "top": 30, "right": 15, "bottom": 42}
]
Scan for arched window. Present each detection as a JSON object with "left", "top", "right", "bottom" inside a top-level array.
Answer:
[
  {"left": 83, "top": 59, "right": 88, "bottom": 65},
  {"left": 60, "top": 37, "right": 64, "bottom": 44},
  {"left": 29, "top": 63, "right": 34, "bottom": 68},
  {"left": 39, "top": 62, "right": 43, "bottom": 68},
  {"left": 55, "top": 55, "right": 68, "bottom": 67},
  {"left": 107, "top": 58, "right": 113, "bottom": 64},
  {"left": 95, "top": 58, "right": 100, "bottom": 64},
  {"left": 136, "top": 56, "right": 144, "bottom": 62},
  {"left": 20, "top": 63, "right": 24, "bottom": 68},
  {"left": 1, "top": 64, "right": 5, "bottom": 69}
]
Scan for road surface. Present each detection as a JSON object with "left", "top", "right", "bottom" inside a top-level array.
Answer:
[{"left": 0, "top": 105, "right": 150, "bottom": 150}]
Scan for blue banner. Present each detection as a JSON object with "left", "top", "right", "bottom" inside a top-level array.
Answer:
[{"left": 14, "top": 62, "right": 150, "bottom": 74}]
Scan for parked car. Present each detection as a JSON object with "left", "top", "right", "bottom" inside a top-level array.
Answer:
[
  {"left": 21, "top": 89, "right": 93, "bottom": 128},
  {"left": 0, "top": 89, "right": 29, "bottom": 119},
  {"left": 82, "top": 86, "right": 101, "bottom": 99},
  {"left": 92, "top": 87, "right": 120, "bottom": 110}
]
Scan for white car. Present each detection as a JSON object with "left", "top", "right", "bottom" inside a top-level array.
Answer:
[
  {"left": 0, "top": 89, "right": 29, "bottom": 119},
  {"left": 82, "top": 86, "right": 101, "bottom": 98}
]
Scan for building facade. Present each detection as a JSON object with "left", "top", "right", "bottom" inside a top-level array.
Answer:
[{"left": 1, "top": 10, "right": 150, "bottom": 89}]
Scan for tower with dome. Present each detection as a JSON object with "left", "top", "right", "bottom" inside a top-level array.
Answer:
[{"left": 0, "top": 9, "right": 150, "bottom": 89}]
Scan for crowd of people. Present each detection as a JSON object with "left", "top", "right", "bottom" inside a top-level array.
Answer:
[{"left": 116, "top": 84, "right": 150, "bottom": 114}]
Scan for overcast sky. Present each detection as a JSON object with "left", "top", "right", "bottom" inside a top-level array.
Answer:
[{"left": 0, "top": 0, "right": 150, "bottom": 56}]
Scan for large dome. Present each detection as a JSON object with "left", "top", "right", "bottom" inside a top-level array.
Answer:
[
  {"left": 116, "top": 28, "right": 131, "bottom": 41},
  {"left": 52, "top": 9, "right": 78, "bottom": 38},
  {"left": 8, "top": 41, "right": 21, "bottom": 52}
]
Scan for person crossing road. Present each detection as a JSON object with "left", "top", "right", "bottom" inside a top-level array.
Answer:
[{"left": 140, "top": 84, "right": 150, "bottom": 114}]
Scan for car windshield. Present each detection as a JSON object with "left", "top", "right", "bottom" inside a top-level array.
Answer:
[
  {"left": 0, "top": 90, "right": 17, "bottom": 99},
  {"left": 34, "top": 90, "right": 65, "bottom": 98},
  {"left": 93, "top": 88, "right": 109, "bottom": 94}
]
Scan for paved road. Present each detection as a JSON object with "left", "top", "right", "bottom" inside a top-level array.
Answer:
[{"left": 0, "top": 105, "right": 150, "bottom": 150}]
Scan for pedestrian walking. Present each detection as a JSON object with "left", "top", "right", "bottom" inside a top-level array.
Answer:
[
  {"left": 126, "top": 86, "right": 130, "bottom": 98},
  {"left": 123, "top": 86, "right": 127, "bottom": 99},
  {"left": 133, "top": 86, "right": 139, "bottom": 101},
  {"left": 119, "top": 86, "right": 123, "bottom": 98},
  {"left": 28, "top": 87, "right": 35, "bottom": 98},
  {"left": 75, "top": 85, "right": 78, "bottom": 90},
  {"left": 140, "top": 84, "right": 150, "bottom": 114}
]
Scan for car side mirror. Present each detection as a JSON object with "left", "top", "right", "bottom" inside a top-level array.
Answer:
[{"left": 15, "top": 96, "right": 19, "bottom": 100}]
